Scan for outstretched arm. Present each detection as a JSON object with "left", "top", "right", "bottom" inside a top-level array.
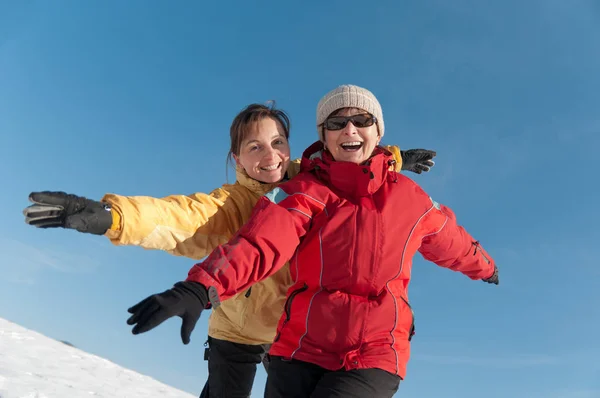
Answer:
[
  {"left": 186, "top": 184, "right": 324, "bottom": 300},
  {"left": 418, "top": 200, "right": 497, "bottom": 283},
  {"left": 102, "top": 189, "right": 243, "bottom": 258},
  {"left": 24, "top": 187, "right": 246, "bottom": 259},
  {"left": 292, "top": 145, "right": 436, "bottom": 175}
]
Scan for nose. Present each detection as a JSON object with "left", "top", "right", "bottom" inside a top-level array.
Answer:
[
  {"left": 341, "top": 120, "right": 358, "bottom": 135},
  {"left": 263, "top": 146, "right": 280, "bottom": 160}
]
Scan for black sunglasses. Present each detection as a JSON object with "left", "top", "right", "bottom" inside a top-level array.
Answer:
[{"left": 324, "top": 113, "right": 377, "bottom": 131}]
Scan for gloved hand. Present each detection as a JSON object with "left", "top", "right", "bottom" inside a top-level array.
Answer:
[
  {"left": 482, "top": 266, "right": 499, "bottom": 285},
  {"left": 127, "top": 281, "right": 209, "bottom": 344},
  {"left": 23, "top": 191, "right": 113, "bottom": 235},
  {"left": 401, "top": 149, "right": 437, "bottom": 174}
]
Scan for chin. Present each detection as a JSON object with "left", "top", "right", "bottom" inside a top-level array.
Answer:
[
  {"left": 332, "top": 151, "right": 366, "bottom": 164},
  {"left": 263, "top": 174, "right": 284, "bottom": 184},
  {"left": 338, "top": 156, "right": 363, "bottom": 164}
]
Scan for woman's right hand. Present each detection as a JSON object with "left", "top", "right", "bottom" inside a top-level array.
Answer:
[
  {"left": 127, "top": 281, "right": 209, "bottom": 345},
  {"left": 23, "top": 191, "right": 113, "bottom": 235}
]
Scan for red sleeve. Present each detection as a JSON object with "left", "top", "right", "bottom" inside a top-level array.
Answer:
[
  {"left": 419, "top": 202, "right": 495, "bottom": 280},
  {"left": 185, "top": 183, "right": 325, "bottom": 301}
]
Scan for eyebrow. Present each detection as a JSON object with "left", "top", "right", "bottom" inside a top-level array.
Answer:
[{"left": 244, "top": 134, "right": 285, "bottom": 145}]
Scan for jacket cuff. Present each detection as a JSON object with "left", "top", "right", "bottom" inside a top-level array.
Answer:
[
  {"left": 206, "top": 286, "right": 222, "bottom": 309},
  {"left": 186, "top": 267, "right": 227, "bottom": 303},
  {"left": 483, "top": 265, "right": 497, "bottom": 280},
  {"left": 110, "top": 208, "right": 122, "bottom": 231},
  {"left": 102, "top": 195, "right": 124, "bottom": 239}
]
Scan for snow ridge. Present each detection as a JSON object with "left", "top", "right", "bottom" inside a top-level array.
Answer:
[{"left": 0, "top": 317, "right": 194, "bottom": 398}]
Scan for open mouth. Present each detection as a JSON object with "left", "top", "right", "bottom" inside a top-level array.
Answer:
[
  {"left": 340, "top": 141, "right": 364, "bottom": 152},
  {"left": 260, "top": 163, "right": 281, "bottom": 172}
]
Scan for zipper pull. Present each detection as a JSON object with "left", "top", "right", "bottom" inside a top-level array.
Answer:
[{"left": 472, "top": 241, "right": 491, "bottom": 264}]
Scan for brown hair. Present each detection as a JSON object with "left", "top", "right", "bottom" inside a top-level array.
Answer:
[{"left": 226, "top": 101, "right": 291, "bottom": 173}]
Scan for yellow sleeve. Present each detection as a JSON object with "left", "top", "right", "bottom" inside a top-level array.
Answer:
[
  {"left": 101, "top": 186, "right": 248, "bottom": 260},
  {"left": 383, "top": 145, "right": 403, "bottom": 172},
  {"left": 287, "top": 158, "right": 302, "bottom": 178}
]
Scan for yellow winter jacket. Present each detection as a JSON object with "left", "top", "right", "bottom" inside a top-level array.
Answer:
[{"left": 102, "top": 145, "right": 403, "bottom": 345}]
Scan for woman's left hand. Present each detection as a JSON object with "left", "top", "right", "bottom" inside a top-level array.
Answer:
[{"left": 400, "top": 149, "right": 437, "bottom": 174}]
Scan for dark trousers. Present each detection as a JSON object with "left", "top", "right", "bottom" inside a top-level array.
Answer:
[
  {"left": 264, "top": 356, "right": 401, "bottom": 398},
  {"left": 199, "top": 336, "right": 271, "bottom": 398}
]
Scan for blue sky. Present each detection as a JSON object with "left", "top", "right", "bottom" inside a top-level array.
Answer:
[{"left": 1, "top": 0, "right": 599, "bottom": 397}]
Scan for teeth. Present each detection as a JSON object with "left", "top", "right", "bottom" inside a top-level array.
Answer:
[
  {"left": 341, "top": 142, "right": 363, "bottom": 147},
  {"left": 261, "top": 163, "right": 280, "bottom": 171}
]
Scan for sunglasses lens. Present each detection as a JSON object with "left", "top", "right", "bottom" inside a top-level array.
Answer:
[
  {"left": 324, "top": 114, "right": 375, "bottom": 130},
  {"left": 324, "top": 117, "right": 347, "bottom": 130},
  {"left": 351, "top": 114, "right": 374, "bottom": 127}
]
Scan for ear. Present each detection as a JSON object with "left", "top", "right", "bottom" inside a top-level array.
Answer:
[
  {"left": 321, "top": 126, "right": 329, "bottom": 149},
  {"left": 376, "top": 124, "right": 382, "bottom": 143},
  {"left": 232, "top": 154, "right": 242, "bottom": 168}
]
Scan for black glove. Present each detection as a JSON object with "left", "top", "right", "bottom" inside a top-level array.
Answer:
[
  {"left": 127, "top": 281, "right": 209, "bottom": 345},
  {"left": 482, "top": 266, "right": 499, "bottom": 285},
  {"left": 401, "top": 149, "right": 437, "bottom": 174},
  {"left": 23, "top": 191, "right": 113, "bottom": 235}
]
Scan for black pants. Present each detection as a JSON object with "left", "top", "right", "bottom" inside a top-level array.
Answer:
[
  {"left": 264, "top": 356, "right": 401, "bottom": 398},
  {"left": 198, "top": 336, "right": 271, "bottom": 398}
]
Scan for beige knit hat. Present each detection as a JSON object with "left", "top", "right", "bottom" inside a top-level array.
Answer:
[{"left": 316, "top": 84, "right": 384, "bottom": 141}]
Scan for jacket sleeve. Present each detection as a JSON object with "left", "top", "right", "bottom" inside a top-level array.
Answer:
[
  {"left": 418, "top": 201, "right": 495, "bottom": 280},
  {"left": 186, "top": 182, "right": 324, "bottom": 301},
  {"left": 101, "top": 187, "right": 243, "bottom": 260},
  {"left": 383, "top": 145, "right": 403, "bottom": 172}
]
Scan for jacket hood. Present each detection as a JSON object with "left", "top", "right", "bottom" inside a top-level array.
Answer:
[{"left": 300, "top": 140, "right": 397, "bottom": 197}]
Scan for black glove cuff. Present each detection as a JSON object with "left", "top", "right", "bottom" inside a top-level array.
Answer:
[
  {"left": 174, "top": 281, "right": 210, "bottom": 308},
  {"left": 94, "top": 203, "right": 114, "bottom": 235},
  {"left": 482, "top": 266, "right": 499, "bottom": 285},
  {"left": 399, "top": 150, "right": 407, "bottom": 170}
]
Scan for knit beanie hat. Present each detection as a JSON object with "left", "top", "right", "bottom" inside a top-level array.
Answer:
[{"left": 316, "top": 84, "right": 384, "bottom": 141}]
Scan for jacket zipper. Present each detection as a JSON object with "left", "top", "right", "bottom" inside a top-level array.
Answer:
[
  {"left": 273, "top": 283, "right": 308, "bottom": 342},
  {"left": 399, "top": 296, "right": 416, "bottom": 341},
  {"left": 472, "top": 241, "right": 491, "bottom": 264}
]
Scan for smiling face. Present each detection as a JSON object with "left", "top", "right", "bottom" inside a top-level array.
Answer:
[
  {"left": 323, "top": 107, "right": 381, "bottom": 164},
  {"left": 233, "top": 117, "right": 291, "bottom": 183}
]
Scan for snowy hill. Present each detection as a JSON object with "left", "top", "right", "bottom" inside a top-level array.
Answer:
[{"left": 0, "top": 317, "right": 194, "bottom": 398}]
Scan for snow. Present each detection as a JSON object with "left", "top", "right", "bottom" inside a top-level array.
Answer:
[{"left": 0, "top": 318, "right": 194, "bottom": 398}]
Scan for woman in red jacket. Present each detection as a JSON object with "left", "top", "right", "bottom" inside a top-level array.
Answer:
[{"left": 127, "top": 84, "right": 499, "bottom": 398}]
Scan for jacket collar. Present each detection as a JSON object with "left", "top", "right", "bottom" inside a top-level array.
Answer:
[
  {"left": 300, "top": 141, "right": 395, "bottom": 197},
  {"left": 235, "top": 166, "right": 283, "bottom": 196}
]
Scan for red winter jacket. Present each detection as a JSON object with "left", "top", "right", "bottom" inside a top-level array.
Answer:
[{"left": 187, "top": 141, "right": 495, "bottom": 379}]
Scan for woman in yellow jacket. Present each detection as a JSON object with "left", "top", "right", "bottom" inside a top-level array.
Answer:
[{"left": 23, "top": 102, "right": 436, "bottom": 397}]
